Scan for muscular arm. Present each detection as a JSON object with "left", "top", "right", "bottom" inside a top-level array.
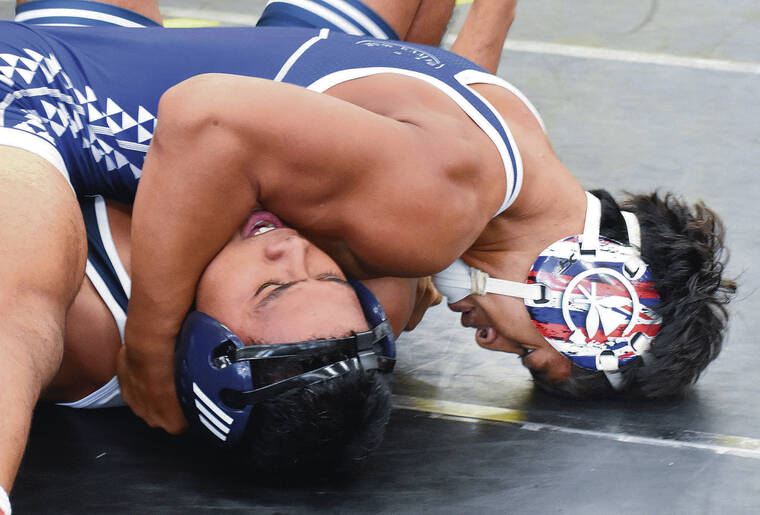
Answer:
[
  {"left": 122, "top": 73, "right": 496, "bottom": 430},
  {"left": 451, "top": 0, "right": 518, "bottom": 74}
]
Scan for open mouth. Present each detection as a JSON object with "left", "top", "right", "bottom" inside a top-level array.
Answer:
[{"left": 242, "top": 210, "right": 285, "bottom": 238}]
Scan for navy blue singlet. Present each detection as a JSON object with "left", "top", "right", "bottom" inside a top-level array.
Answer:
[{"left": 0, "top": 22, "right": 537, "bottom": 213}]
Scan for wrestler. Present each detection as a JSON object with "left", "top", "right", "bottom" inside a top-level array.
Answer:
[
  {"left": 0, "top": 0, "right": 733, "bottom": 503},
  {"left": 1, "top": 0, "right": 498, "bottom": 501},
  {"left": 116, "top": 10, "right": 734, "bottom": 434}
]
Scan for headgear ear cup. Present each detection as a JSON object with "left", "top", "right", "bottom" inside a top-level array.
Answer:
[
  {"left": 175, "top": 282, "right": 396, "bottom": 447},
  {"left": 348, "top": 279, "right": 396, "bottom": 362},
  {"left": 174, "top": 311, "right": 254, "bottom": 445}
]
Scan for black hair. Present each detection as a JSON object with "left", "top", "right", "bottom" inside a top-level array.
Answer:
[
  {"left": 531, "top": 189, "right": 737, "bottom": 399},
  {"left": 240, "top": 366, "right": 392, "bottom": 478}
]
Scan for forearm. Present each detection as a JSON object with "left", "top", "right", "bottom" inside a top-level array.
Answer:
[
  {"left": 126, "top": 82, "right": 258, "bottom": 352},
  {"left": 451, "top": 0, "right": 517, "bottom": 73}
]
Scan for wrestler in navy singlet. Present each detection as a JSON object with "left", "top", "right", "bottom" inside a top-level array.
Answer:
[
  {"left": 10, "top": 1, "right": 407, "bottom": 408},
  {"left": 0, "top": 22, "right": 539, "bottom": 212},
  {"left": 2, "top": 9, "right": 547, "bottom": 407}
]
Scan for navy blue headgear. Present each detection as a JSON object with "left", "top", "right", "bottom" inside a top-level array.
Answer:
[{"left": 174, "top": 280, "right": 395, "bottom": 446}]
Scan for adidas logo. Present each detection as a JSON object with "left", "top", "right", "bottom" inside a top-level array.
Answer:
[{"left": 192, "top": 382, "right": 232, "bottom": 442}]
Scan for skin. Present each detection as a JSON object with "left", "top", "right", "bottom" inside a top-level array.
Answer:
[
  {"left": 364, "top": 0, "right": 455, "bottom": 47},
  {"left": 448, "top": 295, "right": 572, "bottom": 387},
  {"left": 0, "top": 147, "right": 86, "bottom": 491},
  {"left": 194, "top": 211, "right": 369, "bottom": 344},
  {"left": 44, "top": 201, "right": 432, "bottom": 404}
]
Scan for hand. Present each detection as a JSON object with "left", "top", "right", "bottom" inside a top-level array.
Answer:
[
  {"left": 116, "top": 342, "right": 188, "bottom": 434},
  {"left": 404, "top": 276, "right": 443, "bottom": 331}
]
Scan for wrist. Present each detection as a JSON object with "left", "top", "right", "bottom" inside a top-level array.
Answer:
[{"left": 121, "top": 334, "right": 176, "bottom": 369}]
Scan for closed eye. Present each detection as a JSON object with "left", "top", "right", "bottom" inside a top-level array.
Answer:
[
  {"left": 315, "top": 273, "right": 349, "bottom": 286},
  {"left": 255, "top": 281, "right": 284, "bottom": 296},
  {"left": 254, "top": 273, "right": 351, "bottom": 308}
]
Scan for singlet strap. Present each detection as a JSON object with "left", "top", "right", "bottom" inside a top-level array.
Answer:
[
  {"left": 622, "top": 211, "right": 641, "bottom": 248},
  {"left": 580, "top": 192, "right": 601, "bottom": 256}
]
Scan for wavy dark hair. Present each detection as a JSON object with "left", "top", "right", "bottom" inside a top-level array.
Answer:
[
  {"left": 531, "top": 189, "right": 736, "bottom": 399},
  {"left": 240, "top": 367, "right": 392, "bottom": 477}
]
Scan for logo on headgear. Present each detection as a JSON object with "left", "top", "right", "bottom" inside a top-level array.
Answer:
[
  {"left": 527, "top": 234, "right": 662, "bottom": 371},
  {"left": 563, "top": 268, "right": 641, "bottom": 346}
]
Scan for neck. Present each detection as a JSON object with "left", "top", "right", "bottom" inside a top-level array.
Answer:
[{"left": 462, "top": 163, "right": 587, "bottom": 282}]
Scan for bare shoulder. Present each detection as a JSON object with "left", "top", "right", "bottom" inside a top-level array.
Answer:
[
  {"left": 308, "top": 74, "right": 510, "bottom": 275},
  {"left": 471, "top": 82, "right": 552, "bottom": 151}
]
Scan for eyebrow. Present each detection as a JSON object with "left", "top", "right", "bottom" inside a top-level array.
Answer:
[{"left": 255, "top": 274, "right": 352, "bottom": 311}]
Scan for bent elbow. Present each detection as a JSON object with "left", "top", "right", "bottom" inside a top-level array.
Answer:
[{"left": 156, "top": 75, "right": 223, "bottom": 139}]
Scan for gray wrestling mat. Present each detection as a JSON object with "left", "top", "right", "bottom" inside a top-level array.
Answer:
[{"left": 6, "top": 0, "right": 760, "bottom": 512}]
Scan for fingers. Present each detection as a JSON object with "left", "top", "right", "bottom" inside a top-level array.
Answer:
[{"left": 116, "top": 346, "right": 188, "bottom": 434}]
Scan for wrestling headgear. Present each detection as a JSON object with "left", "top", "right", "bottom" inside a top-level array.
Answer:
[
  {"left": 433, "top": 192, "right": 662, "bottom": 389},
  {"left": 174, "top": 280, "right": 396, "bottom": 446}
]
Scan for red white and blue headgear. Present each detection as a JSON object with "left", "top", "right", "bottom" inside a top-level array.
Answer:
[
  {"left": 433, "top": 192, "right": 662, "bottom": 389},
  {"left": 174, "top": 280, "right": 396, "bottom": 447}
]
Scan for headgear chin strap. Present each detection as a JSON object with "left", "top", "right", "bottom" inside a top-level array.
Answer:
[
  {"left": 174, "top": 280, "right": 396, "bottom": 447},
  {"left": 434, "top": 192, "right": 662, "bottom": 390}
]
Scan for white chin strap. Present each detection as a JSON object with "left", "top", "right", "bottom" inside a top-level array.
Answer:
[
  {"left": 435, "top": 192, "right": 610, "bottom": 304},
  {"left": 433, "top": 192, "right": 646, "bottom": 391}
]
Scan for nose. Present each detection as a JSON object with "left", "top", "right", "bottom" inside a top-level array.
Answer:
[{"left": 263, "top": 233, "right": 310, "bottom": 265}]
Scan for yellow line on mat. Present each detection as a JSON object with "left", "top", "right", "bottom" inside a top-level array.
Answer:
[
  {"left": 393, "top": 395, "right": 760, "bottom": 460},
  {"left": 393, "top": 395, "right": 526, "bottom": 424}
]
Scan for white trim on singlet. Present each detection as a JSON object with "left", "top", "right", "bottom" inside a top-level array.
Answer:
[
  {"left": 84, "top": 259, "right": 127, "bottom": 341},
  {"left": 318, "top": 0, "right": 389, "bottom": 38},
  {"left": 31, "top": 23, "right": 88, "bottom": 27},
  {"left": 455, "top": 69, "right": 547, "bottom": 133},
  {"left": 93, "top": 195, "right": 132, "bottom": 299},
  {"left": 0, "top": 127, "right": 72, "bottom": 189},
  {"left": 306, "top": 67, "right": 523, "bottom": 217},
  {"left": 57, "top": 197, "right": 133, "bottom": 408},
  {"left": 15, "top": 8, "right": 147, "bottom": 27},
  {"left": 454, "top": 70, "right": 539, "bottom": 213},
  {"left": 274, "top": 28, "right": 330, "bottom": 82},
  {"left": 56, "top": 260, "right": 125, "bottom": 409},
  {"left": 58, "top": 375, "right": 123, "bottom": 409},
  {"left": 266, "top": 0, "right": 362, "bottom": 35}
]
